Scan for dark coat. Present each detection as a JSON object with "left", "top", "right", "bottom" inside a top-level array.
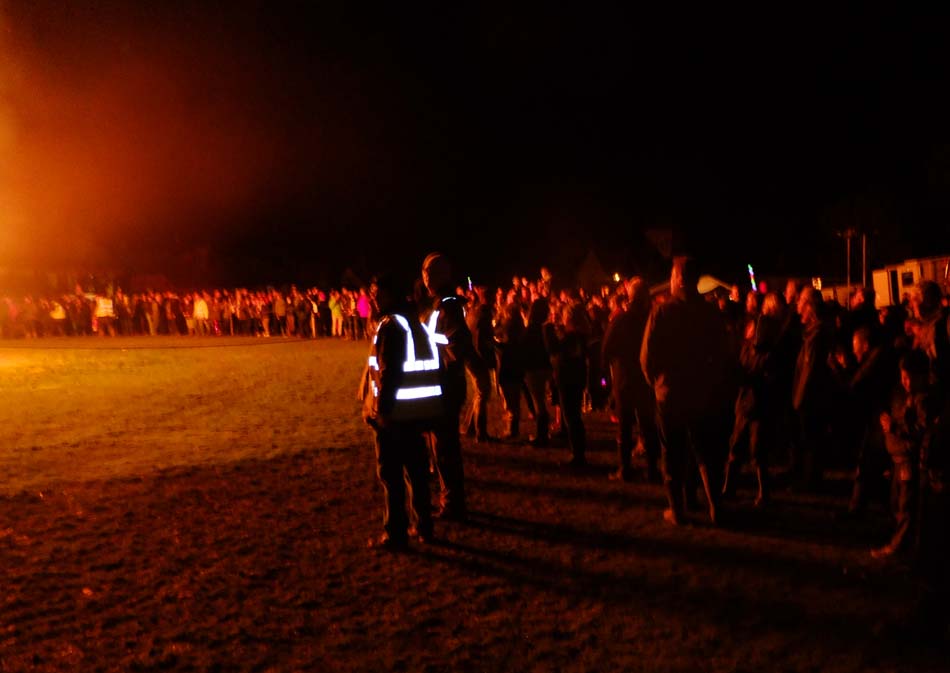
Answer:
[{"left": 641, "top": 294, "right": 731, "bottom": 422}]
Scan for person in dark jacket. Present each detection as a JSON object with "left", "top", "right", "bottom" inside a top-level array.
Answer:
[
  {"left": 496, "top": 302, "right": 527, "bottom": 440},
  {"left": 551, "top": 303, "right": 590, "bottom": 467},
  {"left": 831, "top": 325, "right": 896, "bottom": 517},
  {"left": 873, "top": 350, "right": 938, "bottom": 559},
  {"left": 641, "top": 256, "right": 732, "bottom": 526},
  {"left": 602, "top": 277, "right": 660, "bottom": 482},
  {"left": 464, "top": 285, "right": 497, "bottom": 442},
  {"left": 522, "top": 298, "right": 555, "bottom": 447},
  {"left": 790, "top": 287, "right": 834, "bottom": 491},
  {"left": 421, "top": 252, "right": 475, "bottom": 521},
  {"left": 723, "top": 292, "right": 786, "bottom": 507}
]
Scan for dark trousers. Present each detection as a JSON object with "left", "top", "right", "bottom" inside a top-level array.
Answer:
[
  {"left": 465, "top": 365, "right": 492, "bottom": 439},
  {"left": 500, "top": 379, "right": 522, "bottom": 436},
  {"left": 887, "top": 464, "right": 918, "bottom": 552},
  {"left": 558, "top": 381, "right": 586, "bottom": 461},
  {"left": 792, "top": 409, "right": 829, "bottom": 490},
  {"left": 375, "top": 424, "right": 433, "bottom": 541},
  {"left": 616, "top": 388, "right": 660, "bottom": 475},
  {"left": 657, "top": 410, "right": 727, "bottom": 517},
  {"left": 433, "top": 394, "right": 466, "bottom": 514},
  {"left": 849, "top": 421, "right": 888, "bottom": 512}
]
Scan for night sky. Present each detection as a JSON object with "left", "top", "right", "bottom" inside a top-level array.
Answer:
[{"left": 2, "top": 4, "right": 950, "bottom": 288}]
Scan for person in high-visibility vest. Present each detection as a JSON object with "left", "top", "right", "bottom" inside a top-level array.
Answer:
[
  {"left": 421, "top": 252, "right": 475, "bottom": 521},
  {"left": 361, "top": 272, "right": 443, "bottom": 550}
]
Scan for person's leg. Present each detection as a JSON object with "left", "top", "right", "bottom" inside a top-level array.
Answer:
[
  {"left": 657, "top": 411, "right": 687, "bottom": 524},
  {"left": 500, "top": 379, "right": 522, "bottom": 440},
  {"left": 375, "top": 427, "right": 409, "bottom": 544},
  {"left": 404, "top": 429, "right": 433, "bottom": 540},
  {"left": 525, "top": 371, "right": 550, "bottom": 445},
  {"left": 559, "top": 382, "right": 586, "bottom": 463},
  {"left": 433, "top": 397, "right": 466, "bottom": 519}
]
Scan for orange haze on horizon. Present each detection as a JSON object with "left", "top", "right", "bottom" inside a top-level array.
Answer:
[{"left": 0, "top": 3, "right": 335, "bottom": 270}]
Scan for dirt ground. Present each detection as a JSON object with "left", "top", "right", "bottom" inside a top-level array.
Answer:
[{"left": 0, "top": 337, "right": 947, "bottom": 672}]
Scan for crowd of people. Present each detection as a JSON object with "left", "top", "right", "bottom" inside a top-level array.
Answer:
[
  {"left": 360, "top": 252, "right": 949, "bottom": 638},
  {"left": 0, "top": 286, "right": 376, "bottom": 340}
]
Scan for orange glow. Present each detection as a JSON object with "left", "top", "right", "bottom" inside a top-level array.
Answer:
[{"left": 0, "top": 5, "right": 304, "bottom": 269}]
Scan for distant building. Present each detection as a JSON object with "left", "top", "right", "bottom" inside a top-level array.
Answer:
[{"left": 872, "top": 255, "right": 950, "bottom": 307}]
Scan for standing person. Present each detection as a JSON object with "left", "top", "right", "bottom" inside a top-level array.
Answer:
[
  {"left": 360, "top": 272, "right": 439, "bottom": 550},
  {"left": 329, "top": 290, "right": 344, "bottom": 338},
  {"left": 723, "top": 292, "right": 787, "bottom": 507},
  {"left": 832, "top": 325, "right": 894, "bottom": 518},
  {"left": 873, "top": 350, "right": 937, "bottom": 559},
  {"left": 791, "top": 287, "right": 834, "bottom": 491},
  {"left": 602, "top": 277, "right": 660, "bottom": 482},
  {"left": 522, "top": 298, "right": 555, "bottom": 447},
  {"left": 465, "top": 284, "right": 498, "bottom": 443},
  {"left": 550, "top": 303, "right": 590, "bottom": 468},
  {"left": 496, "top": 302, "right": 527, "bottom": 441},
  {"left": 641, "top": 256, "right": 732, "bottom": 526},
  {"left": 421, "top": 252, "right": 474, "bottom": 521}
]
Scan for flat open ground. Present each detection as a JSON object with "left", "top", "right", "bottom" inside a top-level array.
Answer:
[{"left": 0, "top": 338, "right": 946, "bottom": 672}]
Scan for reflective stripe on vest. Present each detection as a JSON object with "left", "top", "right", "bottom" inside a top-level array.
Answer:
[
  {"left": 393, "top": 315, "right": 439, "bottom": 371},
  {"left": 395, "top": 385, "right": 442, "bottom": 400},
  {"left": 366, "top": 314, "right": 444, "bottom": 421},
  {"left": 426, "top": 311, "right": 448, "bottom": 345}
]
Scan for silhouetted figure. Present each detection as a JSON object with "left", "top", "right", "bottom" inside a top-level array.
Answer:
[{"left": 641, "top": 256, "right": 732, "bottom": 526}]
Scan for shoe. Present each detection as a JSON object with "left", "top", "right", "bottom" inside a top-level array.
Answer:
[
  {"left": 662, "top": 508, "right": 682, "bottom": 526},
  {"left": 609, "top": 467, "right": 634, "bottom": 483},
  {"left": 368, "top": 534, "right": 409, "bottom": 551}
]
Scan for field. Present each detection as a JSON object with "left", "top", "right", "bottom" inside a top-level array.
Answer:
[{"left": 0, "top": 337, "right": 946, "bottom": 672}]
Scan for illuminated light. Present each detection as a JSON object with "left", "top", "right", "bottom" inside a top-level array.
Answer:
[
  {"left": 812, "top": 277, "right": 823, "bottom": 291},
  {"left": 747, "top": 264, "right": 757, "bottom": 292},
  {"left": 368, "top": 356, "right": 378, "bottom": 370},
  {"left": 395, "top": 385, "right": 443, "bottom": 400},
  {"left": 613, "top": 273, "right": 621, "bottom": 283}
]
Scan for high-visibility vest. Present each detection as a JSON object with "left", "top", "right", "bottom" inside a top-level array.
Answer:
[{"left": 366, "top": 312, "right": 446, "bottom": 422}]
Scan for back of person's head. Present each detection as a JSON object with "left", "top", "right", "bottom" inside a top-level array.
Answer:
[
  {"left": 918, "top": 280, "right": 943, "bottom": 316},
  {"left": 528, "top": 298, "right": 550, "bottom": 326},
  {"left": 374, "top": 272, "right": 412, "bottom": 314},
  {"left": 422, "top": 252, "right": 452, "bottom": 293},
  {"left": 761, "top": 292, "right": 786, "bottom": 319},
  {"left": 671, "top": 255, "right": 701, "bottom": 296},
  {"left": 563, "top": 303, "right": 590, "bottom": 334}
]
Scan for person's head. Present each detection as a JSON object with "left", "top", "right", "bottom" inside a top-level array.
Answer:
[
  {"left": 562, "top": 303, "right": 590, "bottom": 334},
  {"left": 374, "top": 272, "right": 409, "bottom": 314},
  {"left": 797, "top": 287, "right": 821, "bottom": 325},
  {"left": 745, "top": 290, "right": 760, "bottom": 315},
  {"left": 528, "top": 298, "right": 549, "bottom": 326},
  {"left": 761, "top": 292, "right": 786, "bottom": 319},
  {"left": 851, "top": 286, "right": 875, "bottom": 310},
  {"left": 670, "top": 256, "right": 700, "bottom": 298},
  {"left": 914, "top": 280, "right": 943, "bottom": 318},
  {"left": 784, "top": 280, "right": 800, "bottom": 307},
  {"left": 852, "top": 325, "right": 872, "bottom": 362},
  {"left": 899, "top": 349, "right": 930, "bottom": 394},
  {"left": 422, "top": 253, "right": 451, "bottom": 295}
]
